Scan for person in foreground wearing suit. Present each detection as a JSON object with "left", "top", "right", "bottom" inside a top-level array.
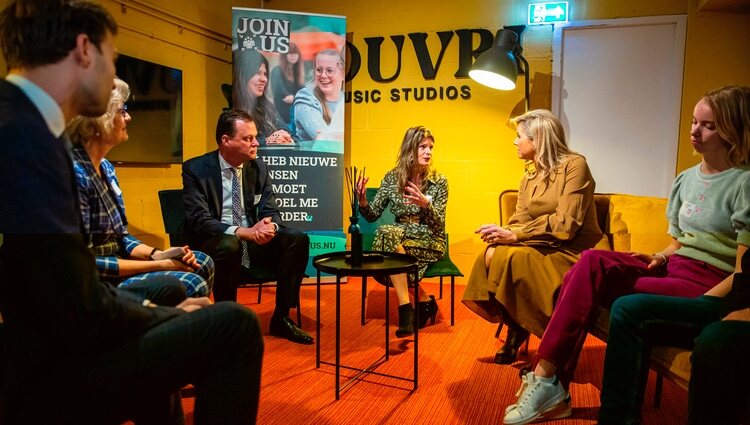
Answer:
[
  {"left": 182, "top": 108, "right": 313, "bottom": 345},
  {"left": 0, "top": 1, "right": 262, "bottom": 424}
]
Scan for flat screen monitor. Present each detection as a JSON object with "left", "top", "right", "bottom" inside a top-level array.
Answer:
[{"left": 109, "top": 54, "right": 183, "bottom": 164}]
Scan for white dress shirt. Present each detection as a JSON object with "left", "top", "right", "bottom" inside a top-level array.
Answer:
[{"left": 218, "top": 152, "right": 248, "bottom": 234}]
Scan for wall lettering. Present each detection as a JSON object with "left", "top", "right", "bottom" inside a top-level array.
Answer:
[{"left": 344, "top": 27, "right": 504, "bottom": 103}]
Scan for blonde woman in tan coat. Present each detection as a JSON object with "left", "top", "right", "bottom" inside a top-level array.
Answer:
[{"left": 462, "top": 109, "right": 609, "bottom": 364}]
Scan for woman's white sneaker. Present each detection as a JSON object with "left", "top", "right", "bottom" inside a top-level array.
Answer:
[{"left": 503, "top": 372, "right": 572, "bottom": 425}]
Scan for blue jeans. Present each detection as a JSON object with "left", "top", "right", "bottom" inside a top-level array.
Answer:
[{"left": 598, "top": 294, "right": 724, "bottom": 425}]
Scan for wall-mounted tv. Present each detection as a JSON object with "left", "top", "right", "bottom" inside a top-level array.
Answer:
[{"left": 109, "top": 54, "right": 183, "bottom": 164}]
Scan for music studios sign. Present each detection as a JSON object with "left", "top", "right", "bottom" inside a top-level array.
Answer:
[{"left": 344, "top": 27, "right": 508, "bottom": 104}]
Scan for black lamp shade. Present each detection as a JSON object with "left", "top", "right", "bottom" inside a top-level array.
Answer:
[{"left": 469, "top": 29, "right": 521, "bottom": 90}]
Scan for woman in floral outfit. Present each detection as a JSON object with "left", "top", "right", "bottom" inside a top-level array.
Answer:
[{"left": 357, "top": 126, "right": 448, "bottom": 337}]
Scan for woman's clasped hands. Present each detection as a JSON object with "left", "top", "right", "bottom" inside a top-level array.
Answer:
[
  {"left": 155, "top": 246, "right": 200, "bottom": 272},
  {"left": 475, "top": 224, "right": 517, "bottom": 245}
]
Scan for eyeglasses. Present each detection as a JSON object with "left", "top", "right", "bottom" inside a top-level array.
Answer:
[
  {"left": 314, "top": 67, "right": 338, "bottom": 77},
  {"left": 117, "top": 105, "right": 128, "bottom": 117}
]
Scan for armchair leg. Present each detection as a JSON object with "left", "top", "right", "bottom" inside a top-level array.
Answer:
[
  {"left": 257, "top": 282, "right": 263, "bottom": 304},
  {"left": 654, "top": 371, "right": 663, "bottom": 408},
  {"left": 522, "top": 337, "right": 529, "bottom": 355},
  {"left": 438, "top": 276, "right": 443, "bottom": 300},
  {"left": 361, "top": 276, "right": 368, "bottom": 326},
  {"left": 450, "top": 276, "right": 455, "bottom": 326}
]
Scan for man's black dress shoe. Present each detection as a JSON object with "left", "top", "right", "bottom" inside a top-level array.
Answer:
[{"left": 270, "top": 316, "right": 314, "bottom": 345}]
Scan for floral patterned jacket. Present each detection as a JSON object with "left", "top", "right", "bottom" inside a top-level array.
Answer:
[{"left": 359, "top": 169, "right": 448, "bottom": 255}]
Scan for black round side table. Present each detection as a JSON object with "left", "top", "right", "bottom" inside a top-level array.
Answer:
[{"left": 313, "top": 250, "right": 420, "bottom": 400}]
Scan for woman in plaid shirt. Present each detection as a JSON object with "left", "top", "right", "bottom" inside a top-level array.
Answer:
[{"left": 67, "top": 77, "right": 214, "bottom": 297}]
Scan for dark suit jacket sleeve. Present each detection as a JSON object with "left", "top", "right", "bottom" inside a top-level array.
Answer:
[
  {"left": 1, "top": 234, "right": 183, "bottom": 356},
  {"left": 255, "top": 159, "right": 283, "bottom": 225},
  {"left": 0, "top": 83, "right": 183, "bottom": 358},
  {"left": 0, "top": 102, "right": 79, "bottom": 233},
  {"left": 182, "top": 153, "right": 231, "bottom": 240},
  {"left": 722, "top": 249, "right": 750, "bottom": 314}
]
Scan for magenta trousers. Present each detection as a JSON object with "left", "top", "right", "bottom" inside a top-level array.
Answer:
[{"left": 536, "top": 249, "right": 729, "bottom": 386}]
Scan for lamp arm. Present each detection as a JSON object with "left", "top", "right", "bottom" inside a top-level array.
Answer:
[{"left": 518, "top": 54, "right": 530, "bottom": 111}]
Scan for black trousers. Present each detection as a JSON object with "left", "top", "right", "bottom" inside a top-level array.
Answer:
[
  {"left": 1, "top": 232, "right": 264, "bottom": 425},
  {"left": 689, "top": 319, "right": 750, "bottom": 425},
  {"left": 199, "top": 228, "right": 309, "bottom": 308},
  {"left": 5, "top": 302, "right": 264, "bottom": 425},
  {"left": 104, "top": 302, "right": 263, "bottom": 425}
]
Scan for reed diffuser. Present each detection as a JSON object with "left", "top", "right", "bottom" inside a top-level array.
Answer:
[{"left": 345, "top": 166, "right": 363, "bottom": 266}]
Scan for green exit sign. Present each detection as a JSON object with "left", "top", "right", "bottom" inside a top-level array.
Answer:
[{"left": 528, "top": 2, "right": 569, "bottom": 25}]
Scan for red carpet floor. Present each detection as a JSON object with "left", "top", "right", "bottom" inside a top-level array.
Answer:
[{"left": 177, "top": 278, "right": 688, "bottom": 424}]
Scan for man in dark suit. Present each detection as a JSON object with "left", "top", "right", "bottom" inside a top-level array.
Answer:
[
  {"left": 0, "top": 2, "right": 262, "bottom": 423},
  {"left": 183, "top": 109, "right": 313, "bottom": 345}
]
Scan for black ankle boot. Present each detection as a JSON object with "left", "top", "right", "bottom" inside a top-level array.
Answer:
[
  {"left": 417, "top": 295, "right": 438, "bottom": 328},
  {"left": 494, "top": 326, "right": 530, "bottom": 364},
  {"left": 395, "top": 304, "right": 415, "bottom": 338}
]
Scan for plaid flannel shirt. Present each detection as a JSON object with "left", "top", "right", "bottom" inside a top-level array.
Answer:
[{"left": 73, "top": 147, "right": 142, "bottom": 279}]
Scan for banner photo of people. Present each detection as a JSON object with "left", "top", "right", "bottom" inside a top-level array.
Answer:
[{"left": 231, "top": 8, "right": 346, "bottom": 275}]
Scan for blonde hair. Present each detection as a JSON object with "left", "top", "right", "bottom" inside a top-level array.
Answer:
[
  {"left": 394, "top": 126, "right": 435, "bottom": 191},
  {"left": 311, "top": 49, "right": 344, "bottom": 125},
  {"left": 511, "top": 109, "right": 575, "bottom": 183},
  {"left": 702, "top": 86, "right": 750, "bottom": 167},
  {"left": 67, "top": 77, "right": 130, "bottom": 145}
]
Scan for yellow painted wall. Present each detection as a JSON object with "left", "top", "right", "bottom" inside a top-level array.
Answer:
[
  {"left": 93, "top": 0, "right": 243, "bottom": 247},
  {"left": 268, "top": 0, "right": 750, "bottom": 278},
  {"left": 678, "top": 3, "right": 750, "bottom": 169},
  {"left": 2, "top": 0, "right": 748, "bottom": 283}
]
